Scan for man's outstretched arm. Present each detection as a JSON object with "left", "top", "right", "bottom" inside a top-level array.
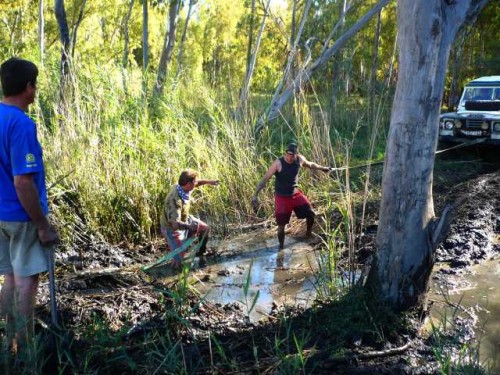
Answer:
[
  {"left": 253, "top": 160, "right": 279, "bottom": 197},
  {"left": 196, "top": 179, "right": 219, "bottom": 187},
  {"left": 299, "top": 155, "right": 332, "bottom": 172},
  {"left": 252, "top": 159, "right": 280, "bottom": 210}
]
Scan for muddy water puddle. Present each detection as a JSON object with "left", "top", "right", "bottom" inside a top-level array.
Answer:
[
  {"left": 150, "top": 230, "right": 321, "bottom": 321},
  {"left": 195, "top": 240, "right": 318, "bottom": 321},
  {"left": 430, "top": 259, "right": 500, "bottom": 372}
]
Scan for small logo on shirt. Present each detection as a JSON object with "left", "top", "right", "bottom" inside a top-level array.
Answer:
[{"left": 26, "top": 153, "right": 36, "bottom": 163}]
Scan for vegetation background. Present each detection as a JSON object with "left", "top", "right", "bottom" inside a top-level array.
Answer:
[
  {"left": 0, "top": 0, "right": 498, "bottom": 246},
  {"left": 1, "top": 1, "right": 499, "bottom": 373}
]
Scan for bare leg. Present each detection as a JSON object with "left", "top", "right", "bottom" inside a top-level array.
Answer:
[
  {"left": 306, "top": 214, "right": 314, "bottom": 236},
  {"left": 190, "top": 220, "right": 210, "bottom": 255},
  {"left": 0, "top": 274, "right": 15, "bottom": 351},
  {"left": 277, "top": 225, "right": 285, "bottom": 249},
  {"left": 197, "top": 224, "right": 211, "bottom": 255},
  {"left": 13, "top": 274, "right": 39, "bottom": 354}
]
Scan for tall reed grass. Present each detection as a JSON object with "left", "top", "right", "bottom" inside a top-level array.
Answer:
[{"left": 26, "top": 56, "right": 389, "bottom": 248}]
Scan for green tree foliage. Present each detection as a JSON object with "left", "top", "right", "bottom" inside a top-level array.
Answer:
[
  {"left": 0, "top": 0, "right": 496, "bottom": 98},
  {"left": 199, "top": 0, "right": 247, "bottom": 88},
  {"left": 443, "top": 0, "right": 500, "bottom": 108},
  {"left": 0, "top": 0, "right": 496, "bottom": 244},
  {"left": 453, "top": 0, "right": 500, "bottom": 80},
  {"left": 0, "top": 0, "right": 39, "bottom": 56}
]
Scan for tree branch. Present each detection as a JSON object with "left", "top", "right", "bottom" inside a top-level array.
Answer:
[{"left": 255, "top": 0, "right": 390, "bottom": 134}]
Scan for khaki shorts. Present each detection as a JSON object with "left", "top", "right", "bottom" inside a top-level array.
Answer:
[{"left": 0, "top": 220, "right": 49, "bottom": 277}]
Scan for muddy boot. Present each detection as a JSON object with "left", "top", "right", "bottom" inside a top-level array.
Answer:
[
  {"left": 197, "top": 241, "right": 208, "bottom": 256},
  {"left": 278, "top": 225, "right": 285, "bottom": 249},
  {"left": 306, "top": 215, "right": 314, "bottom": 237},
  {"left": 196, "top": 230, "right": 210, "bottom": 256},
  {"left": 198, "top": 256, "right": 207, "bottom": 268}
]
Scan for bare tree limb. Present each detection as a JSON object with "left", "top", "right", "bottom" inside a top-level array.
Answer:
[
  {"left": 176, "top": 0, "right": 198, "bottom": 79},
  {"left": 71, "top": 0, "right": 87, "bottom": 58},
  {"left": 154, "top": 0, "right": 181, "bottom": 96},
  {"left": 255, "top": 0, "right": 390, "bottom": 134},
  {"left": 260, "top": 0, "right": 312, "bottom": 124},
  {"left": 236, "top": 0, "right": 272, "bottom": 119}
]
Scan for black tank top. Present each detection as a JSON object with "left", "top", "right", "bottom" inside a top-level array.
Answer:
[{"left": 275, "top": 156, "right": 300, "bottom": 196}]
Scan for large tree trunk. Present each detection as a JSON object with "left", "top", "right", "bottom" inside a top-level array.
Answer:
[
  {"left": 366, "top": 0, "right": 489, "bottom": 311},
  {"left": 54, "top": 0, "right": 71, "bottom": 79},
  {"left": 154, "top": 0, "right": 181, "bottom": 96}
]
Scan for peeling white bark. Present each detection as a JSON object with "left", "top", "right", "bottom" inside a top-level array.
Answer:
[{"left": 367, "top": 0, "right": 490, "bottom": 310}]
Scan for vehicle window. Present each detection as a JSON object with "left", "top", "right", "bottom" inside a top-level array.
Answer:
[
  {"left": 463, "top": 88, "right": 473, "bottom": 100},
  {"left": 473, "top": 88, "right": 493, "bottom": 100},
  {"left": 494, "top": 89, "right": 500, "bottom": 100}
]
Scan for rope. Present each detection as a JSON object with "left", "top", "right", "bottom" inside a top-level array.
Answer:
[{"left": 329, "top": 138, "right": 487, "bottom": 171}]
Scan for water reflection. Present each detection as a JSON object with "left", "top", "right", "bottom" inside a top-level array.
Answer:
[
  {"left": 431, "top": 259, "right": 500, "bottom": 372},
  {"left": 193, "top": 237, "right": 318, "bottom": 321}
]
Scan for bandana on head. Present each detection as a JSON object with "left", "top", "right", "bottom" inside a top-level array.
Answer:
[{"left": 176, "top": 184, "right": 191, "bottom": 203}]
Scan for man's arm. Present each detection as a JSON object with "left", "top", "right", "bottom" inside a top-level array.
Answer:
[
  {"left": 299, "top": 155, "right": 332, "bottom": 172},
  {"left": 252, "top": 160, "right": 280, "bottom": 212},
  {"left": 14, "top": 174, "right": 59, "bottom": 246},
  {"left": 195, "top": 179, "right": 219, "bottom": 187},
  {"left": 253, "top": 159, "right": 280, "bottom": 199},
  {"left": 171, "top": 220, "right": 198, "bottom": 231}
]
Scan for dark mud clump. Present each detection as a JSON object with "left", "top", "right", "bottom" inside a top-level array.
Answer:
[{"left": 436, "top": 173, "right": 500, "bottom": 271}]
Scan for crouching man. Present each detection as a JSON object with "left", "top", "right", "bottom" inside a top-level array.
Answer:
[{"left": 160, "top": 169, "right": 218, "bottom": 268}]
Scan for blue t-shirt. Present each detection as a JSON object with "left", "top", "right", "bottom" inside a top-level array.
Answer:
[{"left": 0, "top": 103, "right": 48, "bottom": 221}]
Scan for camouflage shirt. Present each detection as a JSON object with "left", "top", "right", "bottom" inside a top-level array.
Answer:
[{"left": 160, "top": 185, "right": 191, "bottom": 230}]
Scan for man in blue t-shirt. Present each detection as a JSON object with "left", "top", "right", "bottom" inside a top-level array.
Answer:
[{"left": 0, "top": 57, "right": 59, "bottom": 355}]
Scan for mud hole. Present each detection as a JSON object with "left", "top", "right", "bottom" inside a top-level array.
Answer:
[{"left": 15, "top": 158, "right": 500, "bottom": 373}]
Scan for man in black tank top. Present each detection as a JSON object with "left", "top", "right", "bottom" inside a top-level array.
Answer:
[{"left": 252, "top": 142, "right": 332, "bottom": 249}]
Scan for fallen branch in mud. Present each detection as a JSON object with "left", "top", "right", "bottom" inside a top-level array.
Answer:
[
  {"left": 350, "top": 340, "right": 412, "bottom": 360},
  {"left": 431, "top": 203, "right": 456, "bottom": 247},
  {"left": 70, "top": 266, "right": 135, "bottom": 277},
  {"left": 224, "top": 219, "right": 272, "bottom": 233},
  {"left": 431, "top": 194, "right": 468, "bottom": 249},
  {"left": 319, "top": 340, "right": 413, "bottom": 368},
  {"left": 197, "top": 340, "right": 413, "bottom": 373}
]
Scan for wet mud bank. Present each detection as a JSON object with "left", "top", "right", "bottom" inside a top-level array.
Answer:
[
  {"left": 430, "top": 170, "right": 500, "bottom": 373},
  {"left": 4, "top": 160, "right": 500, "bottom": 373},
  {"left": 435, "top": 171, "right": 500, "bottom": 270}
]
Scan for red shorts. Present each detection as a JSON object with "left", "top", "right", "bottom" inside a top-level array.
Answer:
[{"left": 274, "top": 190, "right": 314, "bottom": 226}]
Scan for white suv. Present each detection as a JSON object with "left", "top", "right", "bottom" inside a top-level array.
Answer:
[{"left": 439, "top": 76, "right": 500, "bottom": 144}]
